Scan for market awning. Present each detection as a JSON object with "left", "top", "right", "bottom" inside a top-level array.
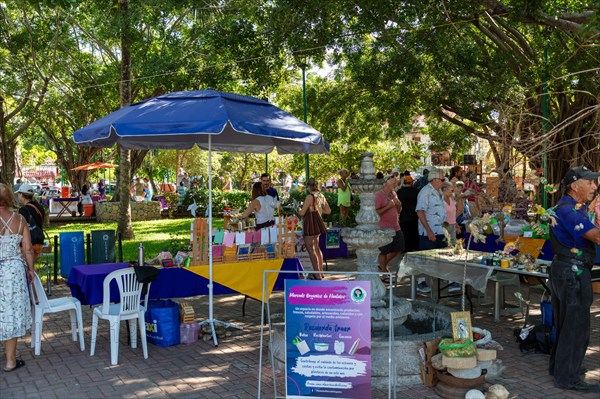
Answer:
[{"left": 71, "top": 162, "right": 118, "bottom": 171}]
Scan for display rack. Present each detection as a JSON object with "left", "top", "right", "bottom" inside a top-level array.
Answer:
[{"left": 190, "top": 216, "right": 298, "bottom": 265}]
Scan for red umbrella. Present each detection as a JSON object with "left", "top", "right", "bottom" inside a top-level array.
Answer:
[{"left": 71, "top": 162, "right": 118, "bottom": 171}]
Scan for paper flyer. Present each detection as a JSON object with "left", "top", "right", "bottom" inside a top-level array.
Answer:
[{"left": 285, "top": 280, "right": 371, "bottom": 398}]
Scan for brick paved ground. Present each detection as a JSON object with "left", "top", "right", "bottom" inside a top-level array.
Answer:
[{"left": 1, "top": 257, "right": 598, "bottom": 398}]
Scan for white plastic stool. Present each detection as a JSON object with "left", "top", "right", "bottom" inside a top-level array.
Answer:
[{"left": 489, "top": 272, "right": 520, "bottom": 322}]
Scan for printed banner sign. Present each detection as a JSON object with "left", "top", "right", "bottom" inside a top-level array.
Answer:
[
  {"left": 325, "top": 229, "right": 341, "bottom": 249},
  {"left": 285, "top": 280, "right": 371, "bottom": 398}
]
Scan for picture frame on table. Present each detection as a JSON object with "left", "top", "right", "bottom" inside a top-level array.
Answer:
[
  {"left": 325, "top": 229, "right": 341, "bottom": 249},
  {"left": 451, "top": 311, "right": 473, "bottom": 341}
]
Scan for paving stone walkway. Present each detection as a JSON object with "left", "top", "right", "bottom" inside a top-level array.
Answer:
[{"left": 0, "top": 257, "right": 598, "bottom": 398}]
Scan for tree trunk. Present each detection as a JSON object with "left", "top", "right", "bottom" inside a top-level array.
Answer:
[
  {"left": 0, "top": 141, "right": 16, "bottom": 187},
  {"left": 0, "top": 94, "right": 15, "bottom": 186},
  {"left": 117, "top": 145, "right": 134, "bottom": 239},
  {"left": 116, "top": 0, "right": 134, "bottom": 240}
]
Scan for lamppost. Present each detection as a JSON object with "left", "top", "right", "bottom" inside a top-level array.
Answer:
[{"left": 300, "top": 61, "right": 310, "bottom": 184}]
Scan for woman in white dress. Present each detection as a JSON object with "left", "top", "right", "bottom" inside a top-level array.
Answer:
[{"left": 0, "top": 183, "right": 35, "bottom": 372}]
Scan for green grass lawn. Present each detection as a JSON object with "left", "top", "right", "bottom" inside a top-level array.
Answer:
[{"left": 46, "top": 217, "right": 224, "bottom": 263}]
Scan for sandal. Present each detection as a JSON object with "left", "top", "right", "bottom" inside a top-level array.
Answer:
[
  {"left": 4, "top": 359, "right": 25, "bottom": 372},
  {"left": 378, "top": 266, "right": 391, "bottom": 283}
]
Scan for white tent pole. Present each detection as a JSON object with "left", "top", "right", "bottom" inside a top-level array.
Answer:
[
  {"left": 207, "top": 135, "right": 217, "bottom": 345},
  {"left": 199, "top": 134, "right": 242, "bottom": 347}
]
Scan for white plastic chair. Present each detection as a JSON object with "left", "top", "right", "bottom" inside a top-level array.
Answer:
[
  {"left": 90, "top": 268, "right": 150, "bottom": 365},
  {"left": 30, "top": 272, "right": 85, "bottom": 356}
]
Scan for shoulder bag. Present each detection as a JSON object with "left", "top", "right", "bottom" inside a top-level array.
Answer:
[{"left": 303, "top": 194, "right": 327, "bottom": 237}]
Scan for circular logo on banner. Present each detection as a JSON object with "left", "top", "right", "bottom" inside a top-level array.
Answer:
[
  {"left": 103, "top": 234, "right": 109, "bottom": 241},
  {"left": 350, "top": 286, "right": 367, "bottom": 304},
  {"left": 71, "top": 237, "right": 78, "bottom": 243}
]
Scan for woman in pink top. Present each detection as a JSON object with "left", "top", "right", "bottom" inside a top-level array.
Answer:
[
  {"left": 442, "top": 181, "right": 459, "bottom": 244},
  {"left": 375, "top": 176, "right": 404, "bottom": 282}
]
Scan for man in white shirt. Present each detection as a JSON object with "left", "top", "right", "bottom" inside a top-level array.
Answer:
[{"left": 414, "top": 168, "right": 447, "bottom": 293}]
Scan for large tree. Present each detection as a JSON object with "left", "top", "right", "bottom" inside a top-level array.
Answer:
[
  {"left": 0, "top": 2, "right": 60, "bottom": 185},
  {"left": 264, "top": 0, "right": 600, "bottom": 185}
]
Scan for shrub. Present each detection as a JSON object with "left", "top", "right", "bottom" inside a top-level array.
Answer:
[{"left": 181, "top": 188, "right": 251, "bottom": 214}]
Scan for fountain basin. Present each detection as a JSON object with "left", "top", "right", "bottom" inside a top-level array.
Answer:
[{"left": 371, "top": 300, "right": 453, "bottom": 388}]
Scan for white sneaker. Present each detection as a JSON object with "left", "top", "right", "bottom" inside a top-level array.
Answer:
[
  {"left": 417, "top": 281, "right": 431, "bottom": 293},
  {"left": 448, "top": 282, "right": 461, "bottom": 293}
]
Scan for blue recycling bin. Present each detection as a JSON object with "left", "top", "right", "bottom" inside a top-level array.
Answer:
[{"left": 59, "top": 232, "right": 85, "bottom": 278}]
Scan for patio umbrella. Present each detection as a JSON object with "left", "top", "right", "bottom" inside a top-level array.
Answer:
[
  {"left": 73, "top": 89, "right": 329, "bottom": 345},
  {"left": 71, "top": 162, "right": 118, "bottom": 171}
]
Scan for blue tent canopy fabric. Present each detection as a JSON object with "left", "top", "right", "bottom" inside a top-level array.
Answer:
[
  {"left": 72, "top": 89, "right": 328, "bottom": 346},
  {"left": 73, "top": 89, "right": 329, "bottom": 154}
]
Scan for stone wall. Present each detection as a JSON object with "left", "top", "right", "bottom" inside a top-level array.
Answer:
[{"left": 95, "top": 201, "right": 162, "bottom": 222}]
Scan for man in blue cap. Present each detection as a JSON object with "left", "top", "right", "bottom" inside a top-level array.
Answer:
[{"left": 549, "top": 166, "right": 600, "bottom": 392}]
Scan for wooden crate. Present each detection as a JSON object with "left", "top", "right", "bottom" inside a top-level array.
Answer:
[{"left": 179, "top": 302, "right": 196, "bottom": 323}]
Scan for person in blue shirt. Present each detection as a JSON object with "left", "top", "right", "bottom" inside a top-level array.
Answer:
[
  {"left": 548, "top": 166, "right": 600, "bottom": 393},
  {"left": 97, "top": 178, "right": 106, "bottom": 199}
]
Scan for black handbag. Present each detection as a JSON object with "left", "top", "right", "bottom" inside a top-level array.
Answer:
[{"left": 134, "top": 265, "right": 160, "bottom": 296}]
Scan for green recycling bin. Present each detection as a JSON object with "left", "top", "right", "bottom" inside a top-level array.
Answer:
[{"left": 91, "top": 230, "right": 116, "bottom": 264}]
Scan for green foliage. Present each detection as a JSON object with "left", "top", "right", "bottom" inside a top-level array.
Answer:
[
  {"left": 161, "top": 192, "right": 180, "bottom": 217},
  {"left": 19, "top": 144, "right": 57, "bottom": 167},
  {"left": 424, "top": 118, "right": 476, "bottom": 162},
  {"left": 181, "top": 188, "right": 252, "bottom": 213}
]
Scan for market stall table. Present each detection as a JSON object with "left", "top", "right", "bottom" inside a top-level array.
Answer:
[
  {"left": 399, "top": 249, "right": 553, "bottom": 321},
  {"left": 67, "top": 258, "right": 303, "bottom": 306},
  {"left": 463, "top": 233, "right": 554, "bottom": 261},
  {"left": 52, "top": 197, "right": 79, "bottom": 217}
]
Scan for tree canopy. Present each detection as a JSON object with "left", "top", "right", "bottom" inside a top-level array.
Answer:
[{"left": 2, "top": 0, "right": 598, "bottom": 192}]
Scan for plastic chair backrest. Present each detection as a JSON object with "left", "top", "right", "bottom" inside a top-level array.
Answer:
[
  {"left": 31, "top": 273, "right": 50, "bottom": 309},
  {"left": 101, "top": 268, "right": 143, "bottom": 316}
]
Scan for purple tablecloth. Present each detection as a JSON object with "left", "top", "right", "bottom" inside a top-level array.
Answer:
[{"left": 67, "top": 258, "right": 303, "bottom": 306}]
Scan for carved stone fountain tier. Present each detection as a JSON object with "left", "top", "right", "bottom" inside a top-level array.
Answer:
[{"left": 341, "top": 152, "right": 412, "bottom": 329}]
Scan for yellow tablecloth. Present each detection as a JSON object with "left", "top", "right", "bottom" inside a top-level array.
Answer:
[
  {"left": 187, "top": 259, "right": 284, "bottom": 301},
  {"left": 504, "top": 236, "right": 547, "bottom": 259}
]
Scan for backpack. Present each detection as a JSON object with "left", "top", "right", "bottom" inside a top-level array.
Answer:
[
  {"left": 22, "top": 203, "right": 45, "bottom": 245},
  {"left": 514, "top": 324, "right": 554, "bottom": 354}
]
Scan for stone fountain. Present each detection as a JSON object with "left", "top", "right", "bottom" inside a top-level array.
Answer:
[
  {"left": 341, "top": 153, "right": 412, "bottom": 329},
  {"left": 341, "top": 152, "right": 452, "bottom": 388},
  {"left": 267, "top": 153, "right": 452, "bottom": 389}
]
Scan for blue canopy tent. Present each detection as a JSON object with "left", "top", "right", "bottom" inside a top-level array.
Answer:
[{"left": 73, "top": 89, "right": 329, "bottom": 345}]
